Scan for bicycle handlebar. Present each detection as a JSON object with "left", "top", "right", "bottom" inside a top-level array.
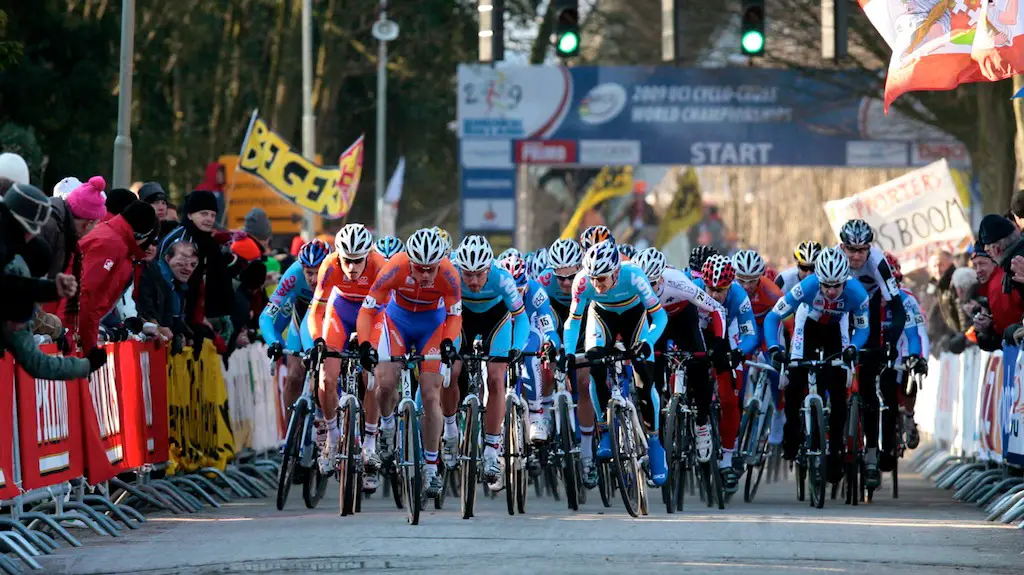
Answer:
[
  {"left": 379, "top": 353, "right": 444, "bottom": 363},
  {"left": 787, "top": 356, "right": 849, "bottom": 370},
  {"left": 744, "top": 360, "right": 778, "bottom": 373}
]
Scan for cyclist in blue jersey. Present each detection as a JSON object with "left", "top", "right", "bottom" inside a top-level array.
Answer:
[
  {"left": 498, "top": 254, "right": 561, "bottom": 443},
  {"left": 880, "top": 252, "right": 928, "bottom": 452},
  {"left": 443, "top": 235, "right": 530, "bottom": 489},
  {"left": 764, "top": 247, "right": 868, "bottom": 484},
  {"left": 536, "top": 238, "right": 599, "bottom": 487},
  {"left": 563, "top": 240, "right": 670, "bottom": 486}
]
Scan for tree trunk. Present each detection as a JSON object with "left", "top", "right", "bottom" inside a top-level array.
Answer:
[
  {"left": 974, "top": 80, "right": 1016, "bottom": 216},
  {"left": 529, "top": 2, "right": 554, "bottom": 64},
  {"left": 1014, "top": 74, "right": 1024, "bottom": 194}
]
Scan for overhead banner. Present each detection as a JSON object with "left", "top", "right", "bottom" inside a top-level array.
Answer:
[
  {"left": 238, "top": 110, "right": 363, "bottom": 219},
  {"left": 560, "top": 166, "right": 634, "bottom": 240},
  {"left": 823, "top": 159, "right": 973, "bottom": 272}
]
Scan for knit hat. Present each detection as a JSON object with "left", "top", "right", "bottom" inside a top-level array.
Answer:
[
  {"left": 138, "top": 182, "right": 168, "bottom": 204},
  {"left": 53, "top": 177, "right": 83, "bottom": 199},
  {"left": 979, "top": 214, "right": 1017, "bottom": 246},
  {"left": 105, "top": 188, "right": 138, "bottom": 217},
  {"left": 183, "top": 190, "right": 218, "bottom": 215},
  {"left": 121, "top": 200, "right": 159, "bottom": 240},
  {"left": 66, "top": 176, "right": 108, "bottom": 220},
  {"left": 971, "top": 239, "right": 993, "bottom": 261},
  {"left": 0, "top": 152, "right": 30, "bottom": 185},
  {"left": 3, "top": 183, "right": 52, "bottom": 236},
  {"left": 243, "top": 207, "right": 273, "bottom": 241},
  {"left": 231, "top": 236, "right": 263, "bottom": 262}
]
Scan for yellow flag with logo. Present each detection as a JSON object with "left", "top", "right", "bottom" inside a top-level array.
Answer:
[
  {"left": 560, "top": 166, "right": 634, "bottom": 240},
  {"left": 656, "top": 167, "right": 703, "bottom": 248}
]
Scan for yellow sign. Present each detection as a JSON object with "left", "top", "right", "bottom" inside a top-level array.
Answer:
[
  {"left": 559, "top": 166, "right": 634, "bottom": 240},
  {"left": 238, "top": 111, "right": 364, "bottom": 219},
  {"left": 221, "top": 155, "right": 317, "bottom": 235},
  {"left": 656, "top": 167, "right": 703, "bottom": 248}
]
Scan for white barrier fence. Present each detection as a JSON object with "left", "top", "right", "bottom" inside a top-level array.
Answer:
[
  {"left": 913, "top": 345, "right": 1024, "bottom": 527},
  {"left": 222, "top": 342, "right": 285, "bottom": 455}
]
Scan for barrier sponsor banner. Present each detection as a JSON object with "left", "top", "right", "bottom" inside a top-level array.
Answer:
[
  {"left": 16, "top": 345, "right": 84, "bottom": 490},
  {"left": 955, "top": 348, "right": 982, "bottom": 456},
  {"left": 118, "top": 341, "right": 170, "bottom": 467},
  {"left": 167, "top": 341, "right": 235, "bottom": 474},
  {"left": 934, "top": 353, "right": 960, "bottom": 445},
  {"left": 80, "top": 344, "right": 130, "bottom": 484},
  {"left": 1004, "top": 347, "right": 1024, "bottom": 467},
  {"left": 978, "top": 351, "right": 1004, "bottom": 463},
  {"left": 0, "top": 356, "right": 17, "bottom": 500},
  {"left": 823, "top": 160, "right": 973, "bottom": 273}
]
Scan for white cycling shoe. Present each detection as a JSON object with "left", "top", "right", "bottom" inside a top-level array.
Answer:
[
  {"left": 442, "top": 436, "right": 459, "bottom": 470},
  {"left": 319, "top": 434, "right": 338, "bottom": 475},
  {"left": 484, "top": 452, "right": 504, "bottom": 492},
  {"left": 529, "top": 416, "right": 550, "bottom": 443},
  {"left": 696, "top": 424, "right": 713, "bottom": 463}
]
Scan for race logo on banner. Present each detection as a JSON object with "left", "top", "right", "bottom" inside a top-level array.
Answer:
[
  {"left": 81, "top": 345, "right": 129, "bottom": 483},
  {"left": 16, "top": 346, "right": 84, "bottom": 490},
  {"left": 979, "top": 352, "right": 1004, "bottom": 463},
  {"left": 1005, "top": 348, "right": 1024, "bottom": 467},
  {"left": 0, "top": 356, "right": 17, "bottom": 500},
  {"left": 823, "top": 160, "right": 973, "bottom": 273}
]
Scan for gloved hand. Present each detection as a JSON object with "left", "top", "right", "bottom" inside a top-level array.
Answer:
[
  {"left": 729, "top": 348, "right": 744, "bottom": 370},
  {"left": 558, "top": 352, "right": 576, "bottom": 374},
  {"left": 842, "top": 345, "right": 859, "bottom": 365},
  {"left": 507, "top": 347, "right": 522, "bottom": 364},
  {"left": 87, "top": 348, "right": 107, "bottom": 373},
  {"left": 710, "top": 339, "right": 731, "bottom": 373},
  {"left": 359, "top": 341, "right": 378, "bottom": 371},
  {"left": 769, "top": 347, "right": 787, "bottom": 370},
  {"left": 907, "top": 355, "right": 928, "bottom": 375},
  {"left": 541, "top": 341, "right": 556, "bottom": 363},
  {"left": 123, "top": 316, "right": 144, "bottom": 336},
  {"left": 267, "top": 342, "right": 283, "bottom": 361},
  {"left": 630, "top": 341, "right": 652, "bottom": 360},
  {"left": 440, "top": 338, "right": 458, "bottom": 364},
  {"left": 56, "top": 330, "right": 73, "bottom": 355}
]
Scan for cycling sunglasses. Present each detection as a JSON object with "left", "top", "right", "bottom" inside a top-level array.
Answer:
[
  {"left": 554, "top": 272, "right": 576, "bottom": 282},
  {"left": 842, "top": 244, "right": 870, "bottom": 254},
  {"left": 707, "top": 285, "right": 729, "bottom": 294},
  {"left": 343, "top": 256, "right": 366, "bottom": 265},
  {"left": 820, "top": 281, "right": 843, "bottom": 290},
  {"left": 414, "top": 264, "right": 438, "bottom": 274}
]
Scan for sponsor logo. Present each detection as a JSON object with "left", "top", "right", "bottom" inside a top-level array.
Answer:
[
  {"left": 579, "top": 83, "right": 628, "bottom": 125},
  {"left": 791, "top": 284, "right": 803, "bottom": 300},
  {"left": 579, "top": 140, "right": 642, "bottom": 166},
  {"left": 461, "top": 140, "right": 513, "bottom": 168},
  {"left": 358, "top": 276, "right": 369, "bottom": 285},
  {"left": 103, "top": 259, "right": 114, "bottom": 271},
  {"left": 885, "top": 277, "right": 899, "bottom": 296},
  {"left": 449, "top": 301, "right": 462, "bottom": 315},
  {"left": 362, "top": 295, "right": 379, "bottom": 309},
  {"left": 405, "top": 276, "right": 415, "bottom": 286},
  {"left": 515, "top": 140, "right": 577, "bottom": 164}
]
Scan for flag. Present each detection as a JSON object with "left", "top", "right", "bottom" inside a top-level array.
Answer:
[
  {"left": 559, "top": 167, "right": 634, "bottom": 240},
  {"left": 655, "top": 167, "right": 703, "bottom": 248},
  {"left": 379, "top": 157, "right": 405, "bottom": 236},
  {"left": 858, "top": 0, "right": 1024, "bottom": 111}
]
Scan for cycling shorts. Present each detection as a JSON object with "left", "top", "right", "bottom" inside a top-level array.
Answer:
[
  {"left": 585, "top": 302, "right": 650, "bottom": 360},
  {"left": 324, "top": 293, "right": 376, "bottom": 351},
  {"left": 374, "top": 301, "right": 447, "bottom": 374},
  {"left": 285, "top": 311, "right": 314, "bottom": 353},
  {"left": 550, "top": 298, "right": 586, "bottom": 353},
  {"left": 460, "top": 304, "right": 513, "bottom": 357}
]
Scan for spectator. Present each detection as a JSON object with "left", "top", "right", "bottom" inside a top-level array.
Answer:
[
  {"left": 138, "top": 182, "right": 168, "bottom": 221},
  {"left": 972, "top": 241, "right": 1024, "bottom": 340},
  {"left": 52, "top": 177, "right": 82, "bottom": 200},
  {"left": 243, "top": 208, "right": 273, "bottom": 252},
  {"left": 0, "top": 152, "right": 29, "bottom": 189},
  {"left": 105, "top": 188, "right": 138, "bottom": 219},
  {"left": 137, "top": 238, "right": 198, "bottom": 344},
  {"left": 227, "top": 237, "right": 267, "bottom": 355},
  {"left": 165, "top": 203, "right": 178, "bottom": 222},
  {"left": 70, "top": 200, "right": 158, "bottom": 352},
  {"left": 38, "top": 176, "right": 107, "bottom": 281},
  {"left": 1010, "top": 190, "right": 1024, "bottom": 230},
  {"left": 979, "top": 214, "right": 1024, "bottom": 300},
  {"left": 927, "top": 251, "right": 963, "bottom": 335}
]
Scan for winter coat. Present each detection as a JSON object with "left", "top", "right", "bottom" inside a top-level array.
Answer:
[
  {"left": 160, "top": 220, "right": 235, "bottom": 322},
  {"left": 37, "top": 197, "right": 79, "bottom": 279},
  {"left": 931, "top": 265, "right": 965, "bottom": 335},
  {"left": 998, "top": 235, "right": 1024, "bottom": 302},
  {"left": 137, "top": 259, "right": 188, "bottom": 334},
  {"left": 0, "top": 207, "right": 60, "bottom": 318}
]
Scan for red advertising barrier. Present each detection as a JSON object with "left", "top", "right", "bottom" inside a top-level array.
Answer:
[
  {"left": 118, "top": 341, "right": 170, "bottom": 467},
  {"left": 0, "top": 356, "right": 18, "bottom": 500},
  {"left": 16, "top": 344, "right": 85, "bottom": 490},
  {"left": 80, "top": 344, "right": 135, "bottom": 484}
]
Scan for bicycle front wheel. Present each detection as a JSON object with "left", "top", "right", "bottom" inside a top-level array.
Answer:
[
  {"left": 807, "top": 399, "right": 827, "bottom": 509},
  {"left": 460, "top": 396, "right": 480, "bottom": 519},
  {"left": 339, "top": 405, "right": 360, "bottom": 516},
  {"left": 744, "top": 404, "right": 772, "bottom": 503},
  {"left": 610, "top": 405, "right": 641, "bottom": 518},
  {"left": 558, "top": 396, "right": 580, "bottom": 511},
  {"left": 276, "top": 403, "right": 307, "bottom": 511},
  {"left": 662, "top": 396, "right": 680, "bottom": 514},
  {"left": 399, "top": 402, "right": 422, "bottom": 525}
]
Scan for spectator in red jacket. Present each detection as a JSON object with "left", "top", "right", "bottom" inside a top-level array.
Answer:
[
  {"left": 68, "top": 200, "right": 158, "bottom": 352},
  {"left": 970, "top": 242, "right": 1024, "bottom": 348}
]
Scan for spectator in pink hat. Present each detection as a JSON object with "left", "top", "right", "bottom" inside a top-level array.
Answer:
[{"left": 39, "top": 175, "right": 108, "bottom": 280}]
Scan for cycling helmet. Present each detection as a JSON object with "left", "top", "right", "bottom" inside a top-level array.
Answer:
[
  {"left": 794, "top": 240, "right": 824, "bottom": 265},
  {"left": 406, "top": 228, "right": 447, "bottom": 265},
  {"left": 839, "top": 219, "right": 874, "bottom": 247},
  {"left": 334, "top": 223, "right": 373, "bottom": 257},
  {"left": 527, "top": 254, "right": 546, "bottom": 279},
  {"left": 432, "top": 226, "right": 453, "bottom": 254},
  {"left": 498, "top": 254, "right": 528, "bottom": 289},
  {"left": 689, "top": 245, "right": 719, "bottom": 272},
  {"left": 298, "top": 239, "right": 332, "bottom": 268},
  {"left": 634, "top": 247, "right": 667, "bottom": 282},
  {"left": 815, "top": 247, "right": 850, "bottom": 285},
  {"left": 883, "top": 251, "right": 903, "bottom": 283},
  {"left": 580, "top": 225, "right": 613, "bottom": 250},
  {"left": 548, "top": 239, "right": 583, "bottom": 269},
  {"left": 534, "top": 246, "right": 550, "bottom": 269},
  {"left": 702, "top": 255, "right": 735, "bottom": 289},
  {"left": 581, "top": 240, "right": 621, "bottom": 277},
  {"left": 453, "top": 234, "right": 493, "bottom": 272},
  {"left": 732, "top": 249, "right": 766, "bottom": 278},
  {"left": 616, "top": 243, "right": 637, "bottom": 259},
  {"left": 497, "top": 247, "right": 521, "bottom": 262},
  {"left": 374, "top": 235, "right": 404, "bottom": 259}
]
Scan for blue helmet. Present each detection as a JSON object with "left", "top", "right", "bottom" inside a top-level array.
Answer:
[
  {"left": 374, "top": 235, "right": 404, "bottom": 260},
  {"left": 298, "top": 239, "right": 332, "bottom": 267}
]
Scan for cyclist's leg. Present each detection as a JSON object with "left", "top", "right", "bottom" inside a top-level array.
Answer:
[
  {"left": 879, "top": 366, "right": 900, "bottom": 471},
  {"left": 783, "top": 312, "right": 813, "bottom": 461},
  {"left": 283, "top": 317, "right": 307, "bottom": 410},
  {"left": 413, "top": 308, "right": 452, "bottom": 482},
  {"left": 820, "top": 323, "right": 847, "bottom": 483},
  {"left": 482, "top": 308, "right": 514, "bottom": 475},
  {"left": 523, "top": 328, "right": 549, "bottom": 440},
  {"left": 441, "top": 331, "right": 467, "bottom": 441},
  {"left": 618, "top": 304, "right": 669, "bottom": 485},
  {"left": 585, "top": 303, "right": 616, "bottom": 459},
  {"left": 373, "top": 307, "right": 407, "bottom": 446},
  {"left": 319, "top": 293, "right": 355, "bottom": 433},
  {"left": 715, "top": 367, "right": 740, "bottom": 459},
  {"left": 861, "top": 292, "right": 884, "bottom": 480}
]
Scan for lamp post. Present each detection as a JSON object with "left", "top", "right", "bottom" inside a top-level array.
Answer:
[{"left": 111, "top": 0, "right": 135, "bottom": 189}]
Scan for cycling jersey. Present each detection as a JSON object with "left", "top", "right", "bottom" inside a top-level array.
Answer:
[
  {"left": 563, "top": 265, "right": 667, "bottom": 356},
  {"left": 839, "top": 244, "right": 906, "bottom": 343},
  {"left": 522, "top": 279, "right": 561, "bottom": 349},
  {"left": 764, "top": 274, "right": 870, "bottom": 353},
  {"left": 775, "top": 266, "right": 801, "bottom": 294},
  {"left": 308, "top": 250, "right": 386, "bottom": 345},
  {"left": 883, "top": 288, "right": 926, "bottom": 359},
  {"left": 536, "top": 267, "right": 573, "bottom": 308},
  {"left": 460, "top": 262, "right": 530, "bottom": 355},
  {"left": 259, "top": 261, "right": 315, "bottom": 350},
  {"left": 653, "top": 267, "right": 726, "bottom": 339},
  {"left": 691, "top": 279, "right": 759, "bottom": 356}
]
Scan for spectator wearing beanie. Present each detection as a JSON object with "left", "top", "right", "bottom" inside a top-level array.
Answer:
[
  {"left": 138, "top": 237, "right": 199, "bottom": 347},
  {"left": 39, "top": 175, "right": 107, "bottom": 281},
  {"left": 228, "top": 237, "right": 267, "bottom": 355},
  {"left": 243, "top": 207, "right": 273, "bottom": 251},
  {"left": 979, "top": 214, "right": 1024, "bottom": 300},
  {"left": 67, "top": 200, "right": 158, "bottom": 352},
  {"left": 105, "top": 188, "right": 138, "bottom": 219},
  {"left": 138, "top": 182, "right": 169, "bottom": 221},
  {"left": 52, "top": 177, "right": 82, "bottom": 200}
]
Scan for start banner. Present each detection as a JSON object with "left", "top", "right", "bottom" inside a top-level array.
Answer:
[
  {"left": 823, "top": 159, "right": 973, "bottom": 272},
  {"left": 0, "top": 356, "right": 17, "bottom": 500}
]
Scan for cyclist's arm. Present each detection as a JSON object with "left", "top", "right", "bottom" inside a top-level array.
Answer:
[
  {"left": 875, "top": 256, "right": 907, "bottom": 344},
  {"left": 764, "top": 276, "right": 815, "bottom": 350},
  {"left": 439, "top": 262, "right": 463, "bottom": 344},
  {"left": 850, "top": 297, "right": 871, "bottom": 351},
  {"left": 356, "top": 260, "right": 399, "bottom": 345},
  {"left": 531, "top": 285, "right": 561, "bottom": 348},
  {"left": 259, "top": 265, "right": 301, "bottom": 346},
  {"left": 900, "top": 292, "right": 924, "bottom": 357},
  {"left": 562, "top": 276, "right": 590, "bottom": 354},
  {"left": 732, "top": 288, "right": 759, "bottom": 356},
  {"left": 307, "top": 255, "right": 338, "bottom": 342},
  {"left": 674, "top": 272, "right": 726, "bottom": 338},
  {"left": 636, "top": 272, "right": 667, "bottom": 347},
  {"left": 500, "top": 271, "right": 530, "bottom": 351}
]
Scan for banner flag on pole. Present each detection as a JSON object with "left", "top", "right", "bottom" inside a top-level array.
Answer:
[
  {"left": 655, "top": 166, "right": 704, "bottom": 249},
  {"left": 559, "top": 166, "right": 634, "bottom": 240}
]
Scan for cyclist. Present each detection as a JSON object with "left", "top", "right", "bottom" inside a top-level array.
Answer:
[
  {"left": 497, "top": 254, "right": 562, "bottom": 443},
  {"left": 432, "top": 226, "right": 453, "bottom": 257},
  {"left": 526, "top": 250, "right": 547, "bottom": 281},
  {"left": 498, "top": 247, "right": 522, "bottom": 262},
  {"left": 688, "top": 245, "right": 719, "bottom": 280},
  {"left": 355, "top": 228, "right": 462, "bottom": 497},
  {"left": 692, "top": 255, "right": 759, "bottom": 492},
  {"left": 374, "top": 235, "right": 404, "bottom": 261},
  {"left": 580, "top": 225, "right": 613, "bottom": 250},
  {"left": 776, "top": 241, "right": 823, "bottom": 294},
  {"left": 536, "top": 238, "right": 600, "bottom": 487},
  {"left": 443, "top": 235, "right": 530, "bottom": 489},
  {"left": 764, "top": 247, "right": 869, "bottom": 485},
  {"left": 880, "top": 252, "right": 928, "bottom": 452},
  {"left": 308, "top": 224, "right": 387, "bottom": 488},
  {"left": 634, "top": 247, "right": 728, "bottom": 464},
  {"left": 838, "top": 219, "right": 907, "bottom": 489},
  {"left": 564, "top": 241, "right": 669, "bottom": 486},
  {"left": 616, "top": 243, "right": 636, "bottom": 261}
]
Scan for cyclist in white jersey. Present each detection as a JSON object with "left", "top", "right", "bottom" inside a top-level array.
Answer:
[{"left": 776, "top": 240, "right": 823, "bottom": 294}]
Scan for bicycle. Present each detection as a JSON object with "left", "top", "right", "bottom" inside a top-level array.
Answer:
[
  {"left": 547, "top": 347, "right": 586, "bottom": 511},
  {"left": 503, "top": 351, "right": 534, "bottom": 516},
  {"left": 275, "top": 349, "right": 331, "bottom": 511},
  {"left": 785, "top": 350, "right": 851, "bottom": 509},
  {"left": 451, "top": 336, "right": 488, "bottom": 519},
  {"left": 865, "top": 358, "right": 922, "bottom": 502},
  {"left": 370, "top": 347, "right": 443, "bottom": 525},
  {"left": 737, "top": 360, "right": 779, "bottom": 503},
  {"left": 313, "top": 339, "right": 365, "bottom": 516}
]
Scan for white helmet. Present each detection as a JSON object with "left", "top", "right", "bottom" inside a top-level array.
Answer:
[
  {"left": 732, "top": 249, "right": 765, "bottom": 278},
  {"left": 334, "top": 223, "right": 373, "bottom": 258},
  {"left": 548, "top": 239, "right": 583, "bottom": 269},
  {"left": 582, "top": 240, "right": 620, "bottom": 277},
  {"left": 815, "top": 247, "right": 850, "bottom": 285},
  {"left": 527, "top": 254, "right": 546, "bottom": 279},
  {"left": 406, "top": 228, "right": 447, "bottom": 265},
  {"left": 634, "top": 247, "right": 667, "bottom": 282},
  {"left": 497, "top": 247, "right": 521, "bottom": 262},
  {"left": 453, "top": 235, "right": 493, "bottom": 272},
  {"left": 534, "top": 247, "right": 550, "bottom": 269}
]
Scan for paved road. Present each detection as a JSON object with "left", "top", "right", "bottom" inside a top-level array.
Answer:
[{"left": 39, "top": 461, "right": 1023, "bottom": 575}]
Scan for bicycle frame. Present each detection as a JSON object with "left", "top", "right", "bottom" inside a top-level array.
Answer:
[
  {"left": 578, "top": 343, "right": 649, "bottom": 454},
  {"left": 741, "top": 361, "right": 778, "bottom": 466},
  {"left": 550, "top": 358, "right": 577, "bottom": 439},
  {"left": 787, "top": 353, "right": 850, "bottom": 458}
]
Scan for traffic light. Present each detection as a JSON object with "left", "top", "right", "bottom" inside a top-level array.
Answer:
[
  {"left": 741, "top": 0, "right": 765, "bottom": 56},
  {"left": 553, "top": 0, "right": 580, "bottom": 58}
]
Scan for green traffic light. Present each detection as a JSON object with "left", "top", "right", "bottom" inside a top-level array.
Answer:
[
  {"left": 741, "top": 30, "right": 764, "bottom": 54},
  {"left": 557, "top": 31, "right": 579, "bottom": 55}
]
